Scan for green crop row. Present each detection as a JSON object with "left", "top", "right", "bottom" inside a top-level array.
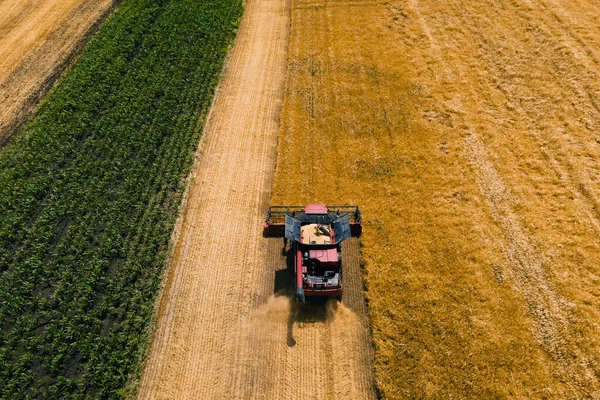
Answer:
[{"left": 0, "top": 0, "right": 242, "bottom": 397}]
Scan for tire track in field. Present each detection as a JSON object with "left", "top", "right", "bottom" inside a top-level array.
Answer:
[
  {"left": 458, "top": 0, "right": 600, "bottom": 237},
  {"left": 138, "top": 0, "right": 375, "bottom": 398},
  {"left": 502, "top": 0, "right": 600, "bottom": 221},
  {"left": 408, "top": 0, "right": 600, "bottom": 394},
  {"left": 463, "top": 132, "right": 597, "bottom": 393},
  {"left": 448, "top": 0, "right": 600, "bottom": 233}
]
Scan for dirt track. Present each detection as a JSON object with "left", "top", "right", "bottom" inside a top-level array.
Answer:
[
  {"left": 0, "top": 0, "right": 116, "bottom": 145},
  {"left": 136, "top": 0, "right": 375, "bottom": 398}
]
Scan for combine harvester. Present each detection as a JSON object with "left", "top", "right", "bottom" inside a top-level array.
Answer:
[{"left": 264, "top": 204, "right": 362, "bottom": 303}]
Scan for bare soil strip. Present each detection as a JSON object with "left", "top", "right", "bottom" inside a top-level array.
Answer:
[
  {"left": 0, "top": 0, "right": 117, "bottom": 145},
  {"left": 137, "top": 0, "right": 374, "bottom": 398}
]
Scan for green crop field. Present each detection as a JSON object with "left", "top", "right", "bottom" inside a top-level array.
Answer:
[{"left": 0, "top": 0, "right": 242, "bottom": 397}]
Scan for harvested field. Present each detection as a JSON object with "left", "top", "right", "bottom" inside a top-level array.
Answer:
[
  {"left": 0, "top": 0, "right": 117, "bottom": 145},
  {"left": 136, "top": 0, "right": 375, "bottom": 398},
  {"left": 270, "top": 0, "right": 600, "bottom": 398}
]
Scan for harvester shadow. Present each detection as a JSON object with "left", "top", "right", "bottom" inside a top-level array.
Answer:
[
  {"left": 273, "top": 240, "right": 293, "bottom": 295},
  {"left": 271, "top": 240, "right": 335, "bottom": 347}
]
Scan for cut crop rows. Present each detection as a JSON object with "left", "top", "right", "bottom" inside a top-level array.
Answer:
[{"left": 0, "top": 0, "right": 242, "bottom": 397}]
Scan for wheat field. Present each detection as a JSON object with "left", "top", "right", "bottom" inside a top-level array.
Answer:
[{"left": 270, "top": 0, "right": 600, "bottom": 397}]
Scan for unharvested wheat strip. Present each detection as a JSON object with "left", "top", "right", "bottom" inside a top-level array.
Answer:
[
  {"left": 320, "top": 4, "right": 377, "bottom": 393},
  {"left": 270, "top": 0, "right": 600, "bottom": 396}
]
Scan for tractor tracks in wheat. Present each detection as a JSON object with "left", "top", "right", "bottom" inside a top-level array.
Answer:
[{"left": 406, "top": 0, "right": 600, "bottom": 395}]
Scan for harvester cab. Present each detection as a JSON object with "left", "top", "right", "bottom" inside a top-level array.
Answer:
[{"left": 264, "top": 204, "right": 362, "bottom": 303}]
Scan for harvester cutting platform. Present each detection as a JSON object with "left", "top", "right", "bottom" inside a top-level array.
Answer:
[{"left": 264, "top": 204, "right": 362, "bottom": 303}]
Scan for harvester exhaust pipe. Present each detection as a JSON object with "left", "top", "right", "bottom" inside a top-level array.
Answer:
[
  {"left": 295, "top": 248, "right": 305, "bottom": 303},
  {"left": 296, "top": 286, "right": 305, "bottom": 303}
]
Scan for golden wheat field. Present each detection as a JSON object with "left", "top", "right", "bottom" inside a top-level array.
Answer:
[
  {"left": 270, "top": 0, "right": 600, "bottom": 397},
  {"left": 0, "top": 0, "right": 116, "bottom": 145}
]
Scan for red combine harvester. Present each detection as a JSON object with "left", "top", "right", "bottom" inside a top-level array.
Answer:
[{"left": 264, "top": 204, "right": 362, "bottom": 303}]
